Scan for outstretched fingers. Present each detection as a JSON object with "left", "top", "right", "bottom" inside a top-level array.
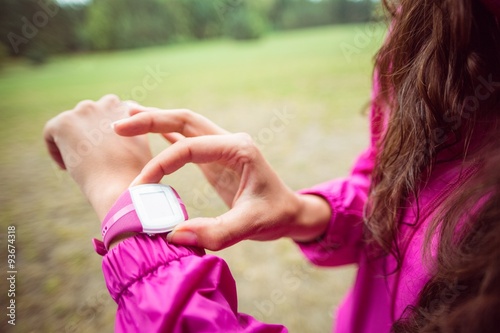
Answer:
[
  {"left": 131, "top": 133, "right": 255, "bottom": 185},
  {"left": 113, "top": 108, "right": 228, "bottom": 138}
]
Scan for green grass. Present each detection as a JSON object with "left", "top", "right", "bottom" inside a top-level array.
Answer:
[
  {"left": 0, "top": 24, "right": 382, "bottom": 138},
  {"left": 0, "top": 24, "right": 384, "bottom": 333}
]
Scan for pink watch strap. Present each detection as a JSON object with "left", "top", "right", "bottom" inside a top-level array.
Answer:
[
  {"left": 92, "top": 189, "right": 143, "bottom": 256},
  {"left": 92, "top": 185, "right": 189, "bottom": 256}
]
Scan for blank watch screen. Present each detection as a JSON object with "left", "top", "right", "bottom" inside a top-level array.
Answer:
[{"left": 141, "top": 191, "right": 174, "bottom": 221}]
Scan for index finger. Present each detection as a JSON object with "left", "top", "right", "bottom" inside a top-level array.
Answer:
[
  {"left": 131, "top": 133, "right": 254, "bottom": 185},
  {"left": 113, "top": 109, "right": 228, "bottom": 138}
]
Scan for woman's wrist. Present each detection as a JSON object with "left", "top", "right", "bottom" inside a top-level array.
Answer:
[
  {"left": 88, "top": 178, "right": 141, "bottom": 251},
  {"left": 84, "top": 174, "right": 139, "bottom": 221},
  {"left": 288, "top": 194, "right": 331, "bottom": 243}
]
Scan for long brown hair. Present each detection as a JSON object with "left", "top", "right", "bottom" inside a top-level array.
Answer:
[
  {"left": 365, "top": 0, "right": 500, "bottom": 330},
  {"left": 367, "top": 0, "right": 500, "bottom": 264},
  {"left": 392, "top": 142, "right": 500, "bottom": 331}
]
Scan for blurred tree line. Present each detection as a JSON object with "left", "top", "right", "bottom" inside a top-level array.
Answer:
[{"left": 0, "top": 0, "right": 375, "bottom": 64}]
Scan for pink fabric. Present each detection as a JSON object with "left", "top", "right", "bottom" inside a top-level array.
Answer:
[
  {"left": 98, "top": 100, "right": 480, "bottom": 332},
  {"left": 103, "top": 234, "right": 287, "bottom": 332},
  {"left": 295, "top": 59, "right": 483, "bottom": 331},
  {"left": 99, "top": 107, "right": 478, "bottom": 333},
  {"left": 297, "top": 142, "right": 478, "bottom": 332}
]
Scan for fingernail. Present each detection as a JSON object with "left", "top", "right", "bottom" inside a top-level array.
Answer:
[{"left": 167, "top": 230, "right": 198, "bottom": 247}]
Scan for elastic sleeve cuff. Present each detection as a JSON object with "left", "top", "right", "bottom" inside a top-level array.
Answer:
[
  {"left": 102, "top": 234, "right": 205, "bottom": 302},
  {"left": 295, "top": 186, "right": 364, "bottom": 267}
]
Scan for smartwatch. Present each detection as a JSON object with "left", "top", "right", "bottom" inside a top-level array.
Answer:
[{"left": 92, "top": 184, "right": 188, "bottom": 255}]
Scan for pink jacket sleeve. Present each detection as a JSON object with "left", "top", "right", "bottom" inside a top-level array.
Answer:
[
  {"left": 296, "top": 146, "right": 375, "bottom": 267},
  {"left": 101, "top": 234, "right": 287, "bottom": 332},
  {"left": 296, "top": 96, "right": 381, "bottom": 267}
]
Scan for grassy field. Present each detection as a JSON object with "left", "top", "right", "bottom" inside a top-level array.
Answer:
[{"left": 0, "top": 23, "right": 385, "bottom": 332}]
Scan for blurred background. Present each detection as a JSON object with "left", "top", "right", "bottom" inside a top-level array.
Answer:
[{"left": 0, "top": 0, "right": 385, "bottom": 332}]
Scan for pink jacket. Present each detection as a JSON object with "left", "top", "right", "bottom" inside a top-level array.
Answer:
[
  {"left": 297, "top": 144, "right": 477, "bottom": 332},
  {"left": 99, "top": 2, "right": 500, "bottom": 330},
  {"left": 102, "top": 235, "right": 287, "bottom": 332},
  {"left": 99, "top": 101, "right": 478, "bottom": 333}
]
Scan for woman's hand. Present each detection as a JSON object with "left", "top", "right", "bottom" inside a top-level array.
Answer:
[
  {"left": 113, "top": 106, "right": 331, "bottom": 250},
  {"left": 43, "top": 95, "right": 152, "bottom": 221}
]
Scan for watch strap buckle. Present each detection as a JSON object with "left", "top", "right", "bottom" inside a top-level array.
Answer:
[{"left": 92, "top": 238, "right": 108, "bottom": 256}]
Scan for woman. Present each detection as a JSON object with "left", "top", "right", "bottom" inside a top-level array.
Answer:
[{"left": 44, "top": 0, "right": 500, "bottom": 331}]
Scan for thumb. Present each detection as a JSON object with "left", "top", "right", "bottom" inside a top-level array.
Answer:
[{"left": 166, "top": 209, "right": 253, "bottom": 251}]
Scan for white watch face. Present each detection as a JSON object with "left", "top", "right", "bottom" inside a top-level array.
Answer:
[{"left": 130, "top": 184, "right": 186, "bottom": 233}]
